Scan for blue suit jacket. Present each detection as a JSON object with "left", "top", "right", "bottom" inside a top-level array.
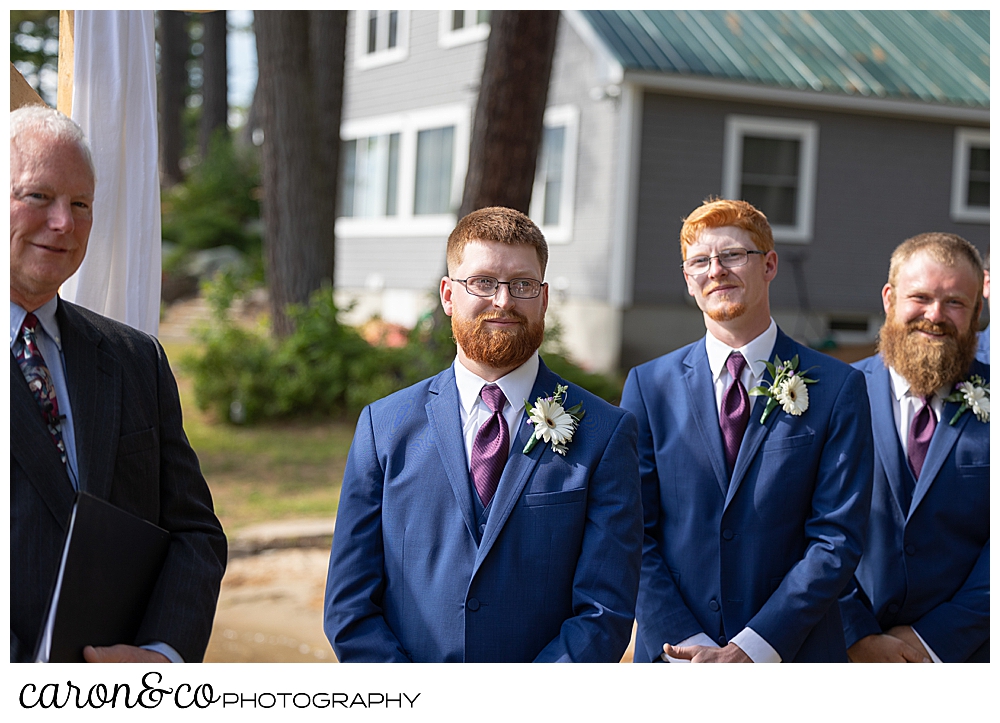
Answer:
[
  {"left": 324, "top": 358, "right": 643, "bottom": 662},
  {"left": 840, "top": 355, "right": 990, "bottom": 662},
  {"left": 621, "top": 329, "right": 873, "bottom": 663}
]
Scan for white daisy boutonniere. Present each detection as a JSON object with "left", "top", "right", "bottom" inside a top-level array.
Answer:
[
  {"left": 749, "top": 355, "right": 818, "bottom": 424},
  {"left": 944, "top": 375, "right": 989, "bottom": 424},
  {"left": 523, "top": 384, "right": 585, "bottom": 456}
]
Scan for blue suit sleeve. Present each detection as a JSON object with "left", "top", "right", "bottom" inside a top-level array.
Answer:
[
  {"left": 839, "top": 576, "right": 884, "bottom": 649},
  {"left": 533, "top": 410, "right": 644, "bottom": 662},
  {"left": 746, "top": 368, "right": 874, "bottom": 660},
  {"left": 324, "top": 406, "right": 411, "bottom": 662},
  {"left": 620, "top": 369, "right": 707, "bottom": 661},
  {"left": 912, "top": 539, "right": 990, "bottom": 662}
]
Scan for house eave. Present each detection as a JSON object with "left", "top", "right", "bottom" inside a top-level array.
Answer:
[{"left": 626, "top": 70, "right": 989, "bottom": 125}]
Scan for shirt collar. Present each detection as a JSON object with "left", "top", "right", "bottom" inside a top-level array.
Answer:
[
  {"left": 887, "top": 365, "right": 951, "bottom": 403},
  {"left": 454, "top": 352, "right": 540, "bottom": 415},
  {"left": 10, "top": 296, "right": 61, "bottom": 351},
  {"left": 704, "top": 318, "right": 778, "bottom": 382}
]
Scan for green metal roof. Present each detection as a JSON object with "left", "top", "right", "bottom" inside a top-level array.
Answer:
[{"left": 581, "top": 10, "right": 989, "bottom": 109}]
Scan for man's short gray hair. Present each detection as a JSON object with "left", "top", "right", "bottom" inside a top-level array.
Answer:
[{"left": 10, "top": 105, "right": 95, "bottom": 179}]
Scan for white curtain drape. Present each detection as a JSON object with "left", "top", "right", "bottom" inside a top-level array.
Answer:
[{"left": 61, "top": 10, "right": 161, "bottom": 336}]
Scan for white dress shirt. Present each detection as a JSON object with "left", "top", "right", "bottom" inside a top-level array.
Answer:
[
  {"left": 453, "top": 352, "right": 540, "bottom": 468},
  {"left": 884, "top": 365, "right": 950, "bottom": 663},
  {"left": 666, "top": 320, "right": 781, "bottom": 663}
]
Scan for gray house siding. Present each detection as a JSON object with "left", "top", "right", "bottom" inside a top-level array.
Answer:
[{"left": 624, "top": 90, "right": 988, "bottom": 366}]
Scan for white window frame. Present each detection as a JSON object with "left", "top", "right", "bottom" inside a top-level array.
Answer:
[
  {"left": 950, "top": 127, "right": 989, "bottom": 224},
  {"left": 438, "top": 10, "right": 490, "bottom": 49},
  {"left": 338, "top": 104, "right": 471, "bottom": 238},
  {"left": 354, "top": 10, "right": 409, "bottom": 71},
  {"left": 530, "top": 105, "right": 580, "bottom": 244},
  {"left": 722, "top": 115, "right": 819, "bottom": 243}
]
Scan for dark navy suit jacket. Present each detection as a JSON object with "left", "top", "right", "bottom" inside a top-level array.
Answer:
[
  {"left": 840, "top": 355, "right": 989, "bottom": 662},
  {"left": 324, "top": 358, "right": 643, "bottom": 662},
  {"left": 10, "top": 299, "right": 227, "bottom": 663},
  {"left": 621, "top": 328, "right": 873, "bottom": 663}
]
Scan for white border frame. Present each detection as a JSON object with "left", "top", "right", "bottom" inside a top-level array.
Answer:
[
  {"left": 353, "top": 9, "right": 410, "bottom": 71},
  {"left": 950, "top": 127, "right": 990, "bottom": 224},
  {"left": 438, "top": 10, "right": 490, "bottom": 49},
  {"left": 722, "top": 114, "right": 819, "bottom": 243},
  {"left": 338, "top": 103, "right": 471, "bottom": 238},
  {"left": 530, "top": 105, "right": 580, "bottom": 245}
]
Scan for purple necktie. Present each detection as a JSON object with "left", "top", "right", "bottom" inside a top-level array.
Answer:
[
  {"left": 471, "top": 384, "right": 509, "bottom": 508},
  {"left": 720, "top": 351, "right": 749, "bottom": 475},
  {"left": 907, "top": 396, "right": 936, "bottom": 481},
  {"left": 15, "top": 313, "right": 68, "bottom": 465}
]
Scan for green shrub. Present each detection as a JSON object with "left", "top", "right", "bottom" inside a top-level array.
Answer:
[{"left": 183, "top": 278, "right": 623, "bottom": 424}]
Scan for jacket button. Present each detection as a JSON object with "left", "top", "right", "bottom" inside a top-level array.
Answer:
[
  {"left": 722, "top": 529, "right": 734, "bottom": 540},
  {"left": 905, "top": 544, "right": 916, "bottom": 556},
  {"left": 887, "top": 603, "right": 899, "bottom": 614},
  {"left": 709, "top": 600, "right": 720, "bottom": 612},
  {"left": 467, "top": 598, "right": 480, "bottom": 612},
  {"left": 479, "top": 524, "right": 487, "bottom": 535},
  {"left": 717, "top": 635, "right": 727, "bottom": 646}
]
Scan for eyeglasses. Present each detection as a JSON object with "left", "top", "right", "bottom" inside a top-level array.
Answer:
[
  {"left": 450, "top": 276, "right": 544, "bottom": 299},
  {"left": 681, "top": 248, "right": 767, "bottom": 276}
]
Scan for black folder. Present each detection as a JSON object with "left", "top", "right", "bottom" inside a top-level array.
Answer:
[{"left": 35, "top": 492, "right": 171, "bottom": 663}]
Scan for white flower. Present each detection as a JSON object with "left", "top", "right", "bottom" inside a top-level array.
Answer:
[
  {"left": 960, "top": 382, "right": 990, "bottom": 422},
  {"left": 528, "top": 398, "right": 576, "bottom": 447},
  {"left": 775, "top": 375, "right": 809, "bottom": 416}
]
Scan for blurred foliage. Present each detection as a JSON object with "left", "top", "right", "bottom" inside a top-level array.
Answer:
[
  {"left": 161, "top": 131, "right": 262, "bottom": 255},
  {"left": 184, "top": 276, "right": 622, "bottom": 425},
  {"left": 11, "top": 10, "right": 60, "bottom": 106}
]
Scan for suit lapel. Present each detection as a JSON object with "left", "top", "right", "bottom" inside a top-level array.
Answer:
[
  {"left": 681, "top": 342, "right": 730, "bottom": 498},
  {"left": 724, "top": 330, "right": 792, "bottom": 509},
  {"left": 473, "top": 361, "right": 552, "bottom": 572},
  {"left": 425, "top": 366, "right": 478, "bottom": 542},
  {"left": 910, "top": 399, "right": 971, "bottom": 516},
  {"left": 866, "top": 363, "right": 914, "bottom": 516},
  {"left": 57, "top": 300, "right": 122, "bottom": 500},
  {"left": 10, "top": 354, "right": 75, "bottom": 529}
]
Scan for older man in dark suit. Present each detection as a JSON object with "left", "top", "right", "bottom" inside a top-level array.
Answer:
[{"left": 10, "top": 105, "right": 226, "bottom": 663}]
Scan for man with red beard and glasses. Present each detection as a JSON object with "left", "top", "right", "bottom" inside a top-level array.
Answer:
[
  {"left": 324, "top": 207, "right": 642, "bottom": 662},
  {"left": 841, "top": 232, "right": 989, "bottom": 663},
  {"left": 621, "top": 198, "right": 873, "bottom": 663}
]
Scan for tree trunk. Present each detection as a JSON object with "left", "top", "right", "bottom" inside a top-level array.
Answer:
[
  {"left": 159, "top": 10, "right": 188, "bottom": 186},
  {"left": 255, "top": 11, "right": 343, "bottom": 337},
  {"left": 199, "top": 10, "right": 228, "bottom": 158},
  {"left": 458, "top": 10, "right": 560, "bottom": 219}
]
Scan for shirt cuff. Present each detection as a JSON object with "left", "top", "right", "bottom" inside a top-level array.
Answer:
[
  {"left": 142, "top": 641, "right": 184, "bottom": 663},
  {"left": 660, "top": 632, "right": 719, "bottom": 663},
  {"left": 911, "top": 628, "right": 942, "bottom": 664},
  {"left": 732, "top": 627, "right": 781, "bottom": 663}
]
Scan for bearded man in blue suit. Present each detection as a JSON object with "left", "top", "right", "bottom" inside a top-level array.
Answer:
[
  {"left": 324, "top": 207, "right": 642, "bottom": 662},
  {"left": 841, "top": 233, "right": 989, "bottom": 663},
  {"left": 621, "top": 198, "right": 873, "bottom": 663}
]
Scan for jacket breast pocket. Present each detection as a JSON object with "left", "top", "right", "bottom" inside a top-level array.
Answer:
[
  {"left": 523, "top": 488, "right": 587, "bottom": 507},
  {"left": 761, "top": 431, "right": 815, "bottom": 453}
]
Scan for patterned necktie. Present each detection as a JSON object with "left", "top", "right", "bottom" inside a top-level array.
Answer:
[
  {"left": 470, "top": 384, "right": 509, "bottom": 508},
  {"left": 15, "top": 313, "right": 68, "bottom": 465},
  {"left": 907, "top": 396, "right": 936, "bottom": 482},
  {"left": 720, "top": 351, "right": 750, "bottom": 475}
]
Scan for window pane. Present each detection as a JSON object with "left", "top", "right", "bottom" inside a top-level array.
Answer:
[
  {"left": 452, "top": 10, "right": 465, "bottom": 31},
  {"left": 339, "top": 139, "right": 357, "bottom": 217},
  {"left": 388, "top": 11, "right": 398, "bottom": 49},
  {"left": 414, "top": 126, "right": 455, "bottom": 215},
  {"left": 967, "top": 146, "right": 989, "bottom": 209},
  {"left": 741, "top": 136, "right": 800, "bottom": 225},
  {"left": 540, "top": 126, "right": 565, "bottom": 226},
  {"left": 386, "top": 133, "right": 400, "bottom": 216},
  {"left": 367, "top": 11, "right": 378, "bottom": 54},
  {"left": 476, "top": 10, "right": 491, "bottom": 25}
]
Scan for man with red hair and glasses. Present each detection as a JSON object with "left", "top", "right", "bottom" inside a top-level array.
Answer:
[
  {"left": 841, "top": 233, "right": 989, "bottom": 663},
  {"left": 325, "top": 207, "right": 642, "bottom": 662},
  {"left": 621, "top": 198, "right": 873, "bottom": 663}
]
